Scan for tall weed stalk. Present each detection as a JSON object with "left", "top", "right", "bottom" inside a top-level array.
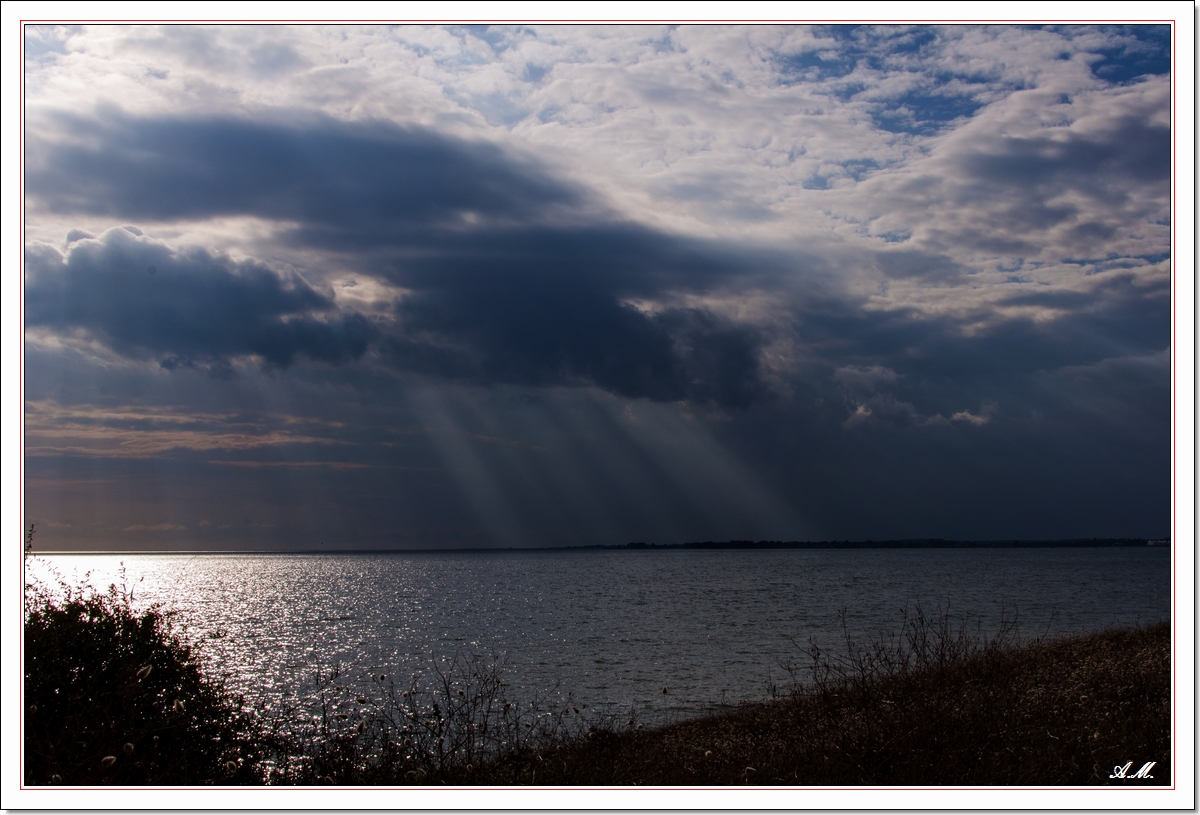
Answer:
[
  {"left": 801, "top": 602, "right": 1023, "bottom": 696},
  {"left": 265, "top": 652, "right": 604, "bottom": 784}
]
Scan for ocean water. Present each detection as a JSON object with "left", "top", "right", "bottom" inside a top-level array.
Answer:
[{"left": 27, "top": 547, "right": 1171, "bottom": 720}]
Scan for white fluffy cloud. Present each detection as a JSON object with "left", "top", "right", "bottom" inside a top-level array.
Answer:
[{"left": 24, "top": 24, "right": 1171, "bottom": 330}]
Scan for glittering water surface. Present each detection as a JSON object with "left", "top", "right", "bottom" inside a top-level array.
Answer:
[{"left": 29, "top": 548, "right": 1170, "bottom": 720}]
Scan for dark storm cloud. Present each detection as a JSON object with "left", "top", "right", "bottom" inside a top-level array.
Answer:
[
  {"left": 960, "top": 116, "right": 1169, "bottom": 196},
  {"left": 386, "top": 288, "right": 769, "bottom": 407},
  {"left": 908, "top": 112, "right": 1172, "bottom": 256},
  {"left": 26, "top": 111, "right": 783, "bottom": 407},
  {"left": 377, "top": 222, "right": 777, "bottom": 407},
  {"left": 24, "top": 107, "right": 1168, "bottom": 415},
  {"left": 770, "top": 262, "right": 1169, "bottom": 438},
  {"left": 876, "top": 250, "right": 964, "bottom": 282},
  {"left": 25, "top": 226, "right": 374, "bottom": 370},
  {"left": 27, "top": 109, "right": 580, "bottom": 231}
]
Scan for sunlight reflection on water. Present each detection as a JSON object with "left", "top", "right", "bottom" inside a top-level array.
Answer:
[{"left": 27, "top": 548, "right": 1170, "bottom": 721}]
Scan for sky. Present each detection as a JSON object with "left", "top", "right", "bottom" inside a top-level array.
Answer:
[{"left": 18, "top": 21, "right": 1180, "bottom": 551}]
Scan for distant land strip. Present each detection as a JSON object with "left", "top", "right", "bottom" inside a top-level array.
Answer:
[
  {"left": 37, "top": 538, "right": 1169, "bottom": 555},
  {"left": 623, "top": 538, "right": 1168, "bottom": 550}
]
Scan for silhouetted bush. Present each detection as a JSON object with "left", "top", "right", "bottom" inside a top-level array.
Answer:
[{"left": 23, "top": 561, "right": 271, "bottom": 785}]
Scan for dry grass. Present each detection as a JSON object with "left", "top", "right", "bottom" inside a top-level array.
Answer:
[
  {"left": 451, "top": 620, "right": 1170, "bottom": 786},
  {"left": 262, "top": 652, "right": 602, "bottom": 785}
]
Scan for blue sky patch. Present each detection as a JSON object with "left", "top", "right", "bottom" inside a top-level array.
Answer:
[
  {"left": 778, "top": 49, "right": 857, "bottom": 81},
  {"left": 1088, "top": 25, "right": 1171, "bottom": 84},
  {"left": 872, "top": 90, "right": 986, "bottom": 135},
  {"left": 839, "top": 158, "right": 880, "bottom": 181}
]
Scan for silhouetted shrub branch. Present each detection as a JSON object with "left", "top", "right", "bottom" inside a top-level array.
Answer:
[
  {"left": 23, "top": 558, "right": 271, "bottom": 785},
  {"left": 263, "top": 651, "right": 610, "bottom": 784}
]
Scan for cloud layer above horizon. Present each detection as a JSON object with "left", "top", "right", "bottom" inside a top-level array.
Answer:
[{"left": 23, "top": 23, "right": 1172, "bottom": 549}]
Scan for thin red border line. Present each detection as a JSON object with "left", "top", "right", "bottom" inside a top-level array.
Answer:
[
  {"left": 17, "top": 18, "right": 1182, "bottom": 24},
  {"left": 19, "top": 783, "right": 1181, "bottom": 791},
  {"left": 1169, "top": 14, "right": 1177, "bottom": 795},
  {"left": 19, "top": 13, "right": 26, "bottom": 791},
  {"left": 16, "top": 779, "right": 1183, "bottom": 790},
  {"left": 16, "top": 19, "right": 1181, "bottom": 795}
]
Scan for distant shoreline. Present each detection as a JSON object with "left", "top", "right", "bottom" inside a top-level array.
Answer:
[{"left": 34, "top": 537, "right": 1169, "bottom": 555}]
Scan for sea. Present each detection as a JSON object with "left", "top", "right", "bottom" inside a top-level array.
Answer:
[{"left": 26, "top": 547, "right": 1171, "bottom": 723}]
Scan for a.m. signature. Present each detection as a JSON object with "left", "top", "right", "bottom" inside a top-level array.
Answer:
[{"left": 1109, "top": 761, "right": 1156, "bottom": 780}]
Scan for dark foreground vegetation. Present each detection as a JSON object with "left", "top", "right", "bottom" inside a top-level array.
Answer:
[
  {"left": 464, "top": 619, "right": 1170, "bottom": 786},
  {"left": 25, "top": 547, "right": 1169, "bottom": 786}
]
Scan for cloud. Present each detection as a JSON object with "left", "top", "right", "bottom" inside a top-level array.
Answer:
[
  {"left": 1035, "top": 349, "right": 1170, "bottom": 428},
  {"left": 876, "top": 250, "right": 964, "bottom": 282},
  {"left": 25, "top": 111, "right": 800, "bottom": 408},
  {"left": 841, "top": 393, "right": 952, "bottom": 430},
  {"left": 834, "top": 364, "right": 899, "bottom": 390},
  {"left": 23, "top": 400, "right": 349, "bottom": 458},
  {"left": 957, "top": 114, "right": 1169, "bottom": 199},
  {"left": 25, "top": 226, "right": 375, "bottom": 370},
  {"left": 845, "top": 75, "right": 1170, "bottom": 276},
  {"left": 26, "top": 216, "right": 784, "bottom": 407},
  {"left": 951, "top": 410, "right": 990, "bottom": 426},
  {"left": 26, "top": 109, "right": 582, "bottom": 236},
  {"left": 378, "top": 226, "right": 780, "bottom": 407},
  {"left": 206, "top": 460, "right": 376, "bottom": 470},
  {"left": 24, "top": 95, "right": 1167, "bottom": 411}
]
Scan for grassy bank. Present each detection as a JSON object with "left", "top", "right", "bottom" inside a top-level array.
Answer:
[
  {"left": 453, "top": 621, "right": 1170, "bottom": 786},
  {"left": 24, "top": 550, "right": 1169, "bottom": 786}
]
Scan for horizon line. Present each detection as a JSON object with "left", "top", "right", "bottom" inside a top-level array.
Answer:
[{"left": 29, "top": 536, "right": 1169, "bottom": 556}]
